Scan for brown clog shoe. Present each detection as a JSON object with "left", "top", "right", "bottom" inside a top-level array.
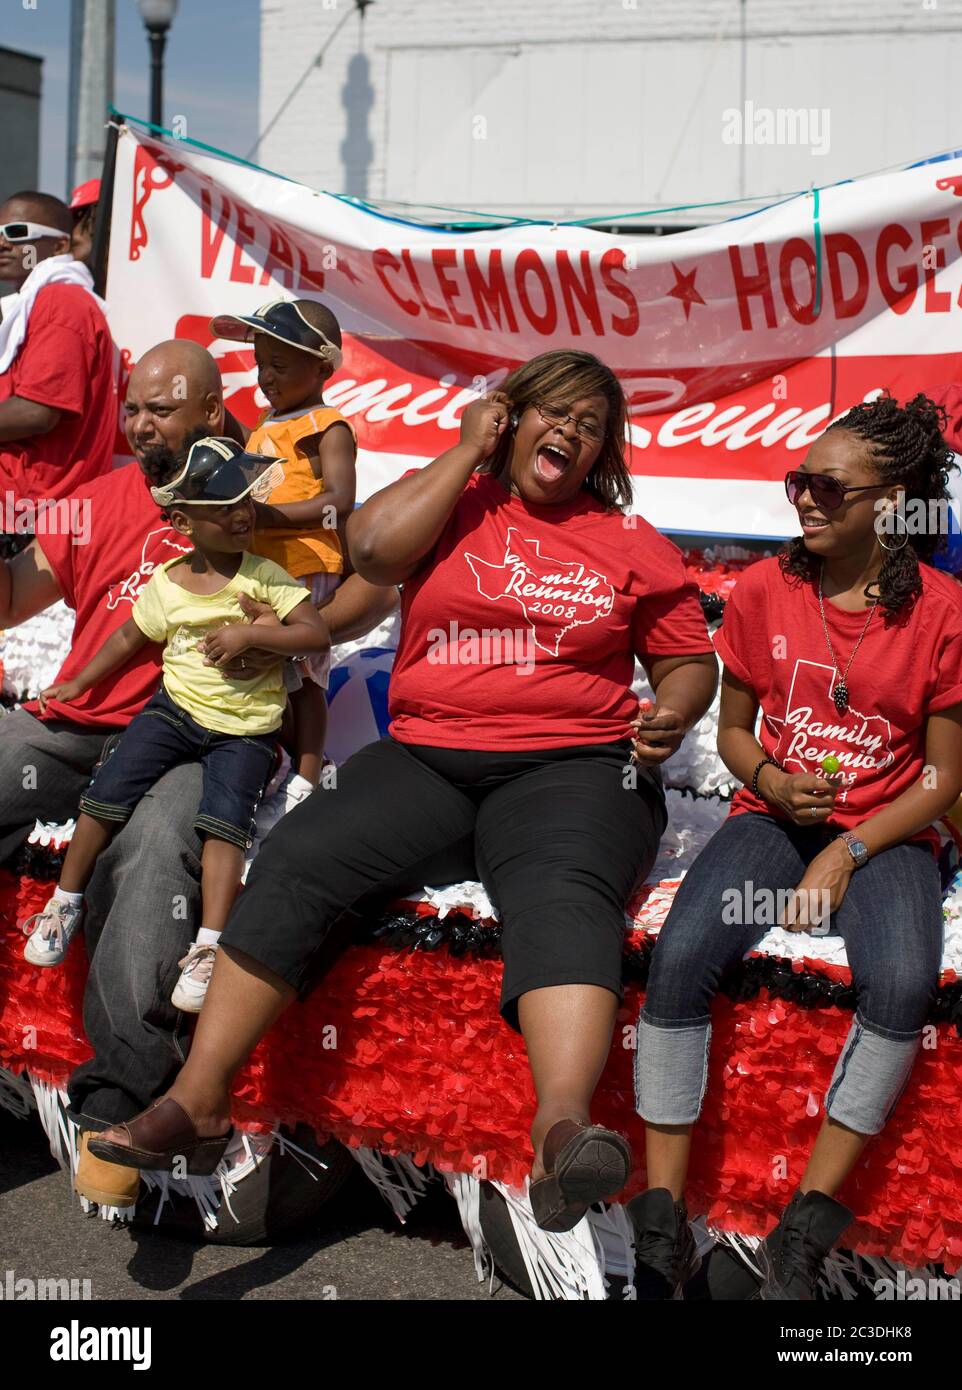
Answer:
[
  {"left": 529, "top": 1118, "right": 632, "bottom": 1233},
  {"left": 75, "top": 1130, "right": 141, "bottom": 1208},
  {"left": 87, "top": 1097, "right": 233, "bottom": 1175}
]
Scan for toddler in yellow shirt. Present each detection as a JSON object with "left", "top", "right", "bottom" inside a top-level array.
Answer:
[
  {"left": 211, "top": 298, "right": 357, "bottom": 811},
  {"left": 22, "top": 437, "right": 330, "bottom": 1013}
]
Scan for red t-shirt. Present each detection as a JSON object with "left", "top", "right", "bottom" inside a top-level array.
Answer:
[
  {"left": 0, "top": 283, "right": 116, "bottom": 503},
  {"left": 389, "top": 473, "right": 713, "bottom": 749},
  {"left": 28, "top": 464, "right": 191, "bottom": 727},
  {"left": 714, "top": 557, "right": 962, "bottom": 846}
]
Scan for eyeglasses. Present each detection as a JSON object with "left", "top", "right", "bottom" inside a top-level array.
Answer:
[
  {"left": 533, "top": 401, "right": 604, "bottom": 443},
  {"left": 784, "top": 469, "right": 887, "bottom": 513},
  {"left": 0, "top": 221, "right": 69, "bottom": 244}
]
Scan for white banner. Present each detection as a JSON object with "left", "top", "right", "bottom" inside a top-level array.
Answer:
[{"left": 105, "top": 124, "right": 962, "bottom": 538}]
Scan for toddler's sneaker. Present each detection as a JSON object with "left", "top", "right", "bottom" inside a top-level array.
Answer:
[
  {"left": 171, "top": 942, "right": 218, "bottom": 1013},
  {"left": 279, "top": 770, "right": 316, "bottom": 814},
  {"left": 22, "top": 896, "right": 83, "bottom": 967}
]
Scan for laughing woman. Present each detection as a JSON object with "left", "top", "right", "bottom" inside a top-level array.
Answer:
[
  {"left": 89, "top": 349, "right": 717, "bottom": 1232},
  {"left": 630, "top": 392, "right": 962, "bottom": 1300}
]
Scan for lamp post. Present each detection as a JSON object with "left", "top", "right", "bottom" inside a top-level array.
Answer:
[{"left": 137, "top": 0, "right": 179, "bottom": 129}]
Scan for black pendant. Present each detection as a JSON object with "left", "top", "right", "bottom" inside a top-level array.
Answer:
[{"left": 833, "top": 682, "right": 849, "bottom": 715}]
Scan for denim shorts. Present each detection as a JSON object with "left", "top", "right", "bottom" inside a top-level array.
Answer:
[{"left": 79, "top": 686, "right": 277, "bottom": 850}]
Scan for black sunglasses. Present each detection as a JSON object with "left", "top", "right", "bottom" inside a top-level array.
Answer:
[{"left": 784, "top": 469, "right": 887, "bottom": 513}]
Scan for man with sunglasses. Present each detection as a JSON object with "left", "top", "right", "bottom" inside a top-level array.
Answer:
[{"left": 0, "top": 191, "right": 114, "bottom": 523}]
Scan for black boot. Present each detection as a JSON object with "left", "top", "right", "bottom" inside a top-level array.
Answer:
[
  {"left": 626, "top": 1188, "right": 700, "bottom": 1300},
  {"left": 759, "top": 1189, "right": 852, "bottom": 1300}
]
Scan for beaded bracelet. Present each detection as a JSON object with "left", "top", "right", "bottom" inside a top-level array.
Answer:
[{"left": 751, "top": 755, "right": 781, "bottom": 798}]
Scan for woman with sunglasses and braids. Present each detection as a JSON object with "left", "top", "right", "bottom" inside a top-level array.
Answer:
[{"left": 629, "top": 392, "right": 962, "bottom": 1301}]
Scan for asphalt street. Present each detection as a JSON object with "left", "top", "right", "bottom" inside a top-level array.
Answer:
[{"left": 0, "top": 1109, "right": 523, "bottom": 1302}]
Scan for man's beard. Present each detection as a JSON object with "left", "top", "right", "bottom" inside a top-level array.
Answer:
[
  {"left": 137, "top": 426, "right": 209, "bottom": 489},
  {"left": 136, "top": 441, "right": 181, "bottom": 489}
]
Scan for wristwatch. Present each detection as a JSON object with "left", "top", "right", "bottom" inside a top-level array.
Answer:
[{"left": 839, "top": 830, "right": 869, "bottom": 868}]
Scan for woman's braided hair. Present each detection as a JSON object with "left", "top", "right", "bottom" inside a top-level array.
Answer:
[{"left": 779, "top": 392, "right": 956, "bottom": 617}]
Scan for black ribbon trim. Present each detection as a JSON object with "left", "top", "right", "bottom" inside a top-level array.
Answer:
[{"left": 364, "top": 907, "right": 962, "bottom": 1036}]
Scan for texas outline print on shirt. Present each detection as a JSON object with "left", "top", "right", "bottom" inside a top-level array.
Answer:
[
  {"left": 764, "top": 658, "right": 894, "bottom": 802},
  {"left": 464, "top": 527, "right": 615, "bottom": 656},
  {"left": 106, "top": 528, "right": 192, "bottom": 610}
]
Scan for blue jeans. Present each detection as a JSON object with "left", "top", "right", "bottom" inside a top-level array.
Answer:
[
  {"left": 636, "top": 812, "right": 944, "bottom": 1135},
  {"left": 79, "top": 686, "right": 276, "bottom": 850}
]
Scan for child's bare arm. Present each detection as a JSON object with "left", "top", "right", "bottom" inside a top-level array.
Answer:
[
  {"left": 38, "top": 619, "right": 152, "bottom": 711},
  {"left": 202, "top": 599, "right": 330, "bottom": 665},
  {"left": 253, "top": 423, "right": 357, "bottom": 529}
]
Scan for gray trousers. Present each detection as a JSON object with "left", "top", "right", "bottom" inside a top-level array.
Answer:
[{"left": 0, "top": 709, "right": 203, "bottom": 1130}]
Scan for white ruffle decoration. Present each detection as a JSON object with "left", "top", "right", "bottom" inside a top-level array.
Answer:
[{"left": 1, "top": 601, "right": 75, "bottom": 699}]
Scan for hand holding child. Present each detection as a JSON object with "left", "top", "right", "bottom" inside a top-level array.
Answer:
[
  {"left": 198, "top": 622, "right": 251, "bottom": 667},
  {"left": 199, "top": 595, "right": 286, "bottom": 678}
]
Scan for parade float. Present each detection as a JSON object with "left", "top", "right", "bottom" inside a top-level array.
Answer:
[
  {"left": 4, "top": 547, "right": 962, "bottom": 1301},
  {"left": 5, "top": 117, "right": 962, "bottom": 1298}
]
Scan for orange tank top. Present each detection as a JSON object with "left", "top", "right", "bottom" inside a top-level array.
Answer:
[{"left": 247, "top": 406, "right": 355, "bottom": 578}]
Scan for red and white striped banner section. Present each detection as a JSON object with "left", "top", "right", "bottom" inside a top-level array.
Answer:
[{"left": 106, "top": 124, "right": 962, "bottom": 539}]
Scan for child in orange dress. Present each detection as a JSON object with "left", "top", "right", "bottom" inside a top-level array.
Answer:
[{"left": 211, "top": 299, "right": 356, "bottom": 809}]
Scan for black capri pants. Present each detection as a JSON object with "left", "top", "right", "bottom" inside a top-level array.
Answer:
[{"left": 221, "top": 735, "right": 666, "bottom": 1029}]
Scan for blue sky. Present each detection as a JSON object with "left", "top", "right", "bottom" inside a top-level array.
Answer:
[{"left": 0, "top": 0, "right": 260, "bottom": 197}]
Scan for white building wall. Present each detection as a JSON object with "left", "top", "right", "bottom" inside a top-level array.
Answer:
[
  {"left": 258, "top": 1, "right": 962, "bottom": 224},
  {"left": 0, "top": 46, "right": 41, "bottom": 206}
]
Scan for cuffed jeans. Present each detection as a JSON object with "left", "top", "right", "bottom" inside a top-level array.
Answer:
[{"left": 636, "top": 812, "right": 943, "bottom": 1136}]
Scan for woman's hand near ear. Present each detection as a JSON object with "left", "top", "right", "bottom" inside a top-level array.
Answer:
[
  {"left": 458, "top": 392, "right": 512, "bottom": 461},
  {"left": 347, "top": 392, "right": 514, "bottom": 587}
]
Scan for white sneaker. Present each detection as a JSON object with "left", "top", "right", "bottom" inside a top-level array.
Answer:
[
  {"left": 22, "top": 896, "right": 84, "bottom": 967},
  {"left": 279, "top": 770, "right": 316, "bottom": 815},
  {"left": 171, "top": 942, "right": 218, "bottom": 1013}
]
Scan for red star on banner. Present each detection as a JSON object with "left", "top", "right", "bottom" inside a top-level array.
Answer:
[{"left": 667, "top": 261, "right": 705, "bottom": 319}]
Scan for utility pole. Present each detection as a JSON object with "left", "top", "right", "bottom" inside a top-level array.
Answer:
[{"left": 67, "top": 0, "right": 116, "bottom": 195}]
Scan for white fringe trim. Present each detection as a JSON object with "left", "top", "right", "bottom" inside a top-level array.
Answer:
[
  {"left": 347, "top": 1146, "right": 430, "bottom": 1222},
  {"left": 436, "top": 1167, "right": 952, "bottom": 1302},
  {"left": 3, "top": 1067, "right": 952, "bottom": 1295},
  {"left": 2, "top": 1069, "right": 329, "bottom": 1230}
]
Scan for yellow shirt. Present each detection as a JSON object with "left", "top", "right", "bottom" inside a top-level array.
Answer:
[
  {"left": 248, "top": 405, "right": 355, "bottom": 578},
  {"left": 131, "top": 553, "right": 308, "bottom": 736}
]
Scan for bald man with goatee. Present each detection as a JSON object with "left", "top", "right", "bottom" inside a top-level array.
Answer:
[{"left": 0, "top": 338, "right": 397, "bottom": 1211}]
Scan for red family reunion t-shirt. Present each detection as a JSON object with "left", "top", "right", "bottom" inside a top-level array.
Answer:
[
  {"left": 714, "top": 557, "right": 962, "bottom": 848},
  {"left": 388, "top": 472, "right": 713, "bottom": 749},
  {"left": 0, "top": 284, "right": 116, "bottom": 503},
  {"left": 28, "top": 463, "right": 190, "bottom": 727}
]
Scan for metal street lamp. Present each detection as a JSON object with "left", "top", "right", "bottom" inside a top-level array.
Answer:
[{"left": 137, "top": 0, "right": 179, "bottom": 129}]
